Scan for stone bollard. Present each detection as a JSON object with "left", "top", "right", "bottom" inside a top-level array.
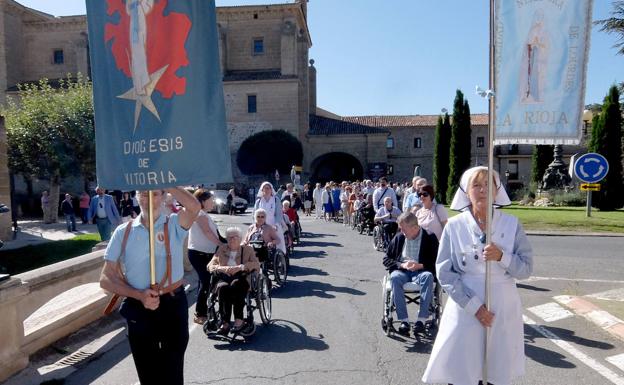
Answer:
[{"left": 0, "top": 278, "right": 29, "bottom": 382}]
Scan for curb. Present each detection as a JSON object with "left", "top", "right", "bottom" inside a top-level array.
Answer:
[
  {"left": 526, "top": 231, "right": 624, "bottom": 237},
  {"left": 554, "top": 295, "right": 624, "bottom": 343}
]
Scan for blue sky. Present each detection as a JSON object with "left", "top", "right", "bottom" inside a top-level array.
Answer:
[{"left": 19, "top": 0, "right": 622, "bottom": 115}]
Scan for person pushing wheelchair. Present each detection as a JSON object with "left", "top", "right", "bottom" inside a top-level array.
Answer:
[{"left": 382, "top": 211, "right": 439, "bottom": 336}]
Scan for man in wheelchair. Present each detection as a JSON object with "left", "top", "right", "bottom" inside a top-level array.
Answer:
[
  {"left": 382, "top": 211, "right": 439, "bottom": 336},
  {"left": 374, "top": 196, "right": 401, "bottom": 246}
]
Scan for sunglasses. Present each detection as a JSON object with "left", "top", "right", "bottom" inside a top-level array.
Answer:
[
  {"left": 418, "top": 192, "right": 430, "bottom": 198},
  {"left": 256, "top": 215, "right": 266, "bottom": 218}
]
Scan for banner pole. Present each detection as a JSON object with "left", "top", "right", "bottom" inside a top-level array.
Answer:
[
  {"left": 484, "top": 0, "right": 496, "bottom": 383},
  {"left": 148, "top": 191, "right": 156, "bottom": 287}
]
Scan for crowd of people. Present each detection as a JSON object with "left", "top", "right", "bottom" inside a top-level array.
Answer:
[{"left": 95, "top": 167, "right": 532, "bottom": 385}]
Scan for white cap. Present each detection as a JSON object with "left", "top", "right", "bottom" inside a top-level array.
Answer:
[{"left": 449, "top": 166, "right": 512, "bottom": 211}]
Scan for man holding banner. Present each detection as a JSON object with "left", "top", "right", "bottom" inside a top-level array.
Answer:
[
  {"left": 100, "top": 187, "right": 199, "bottom": 384},
  {"left": 87, "top": 0, "right": 231, "bottom": 383}
]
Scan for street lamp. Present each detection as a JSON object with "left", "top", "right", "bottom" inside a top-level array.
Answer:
[{"left": 505, "top": 170, "right": 510, "bottom": 190}]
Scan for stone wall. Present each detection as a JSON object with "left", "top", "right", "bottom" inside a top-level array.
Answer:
[{"left": 0, "top": 117, "right": 11, "bottom": 240}]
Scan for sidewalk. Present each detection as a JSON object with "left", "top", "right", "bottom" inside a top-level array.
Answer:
[{"left": 2, "top": 219, "right": 99, "bottom": 251}]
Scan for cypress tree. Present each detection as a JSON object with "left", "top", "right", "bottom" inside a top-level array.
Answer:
[
  {"left": 588, "top": 85, "right": 624, "bottom": 210},
  {"left": 447, "top": 90, "right": 472, "bottom": 203},
  {"left": 433, "top": 112, "right": 451, "bottom": 203},
  {"left": 530, "top": 145, "right": 553, "bottom": 186}
]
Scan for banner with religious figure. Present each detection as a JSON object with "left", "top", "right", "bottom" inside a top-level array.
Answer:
[
  {"left": 86, "top": 0, "right": 232, "bottom": 190},
  {"left": 494, "top": 0, "right": 593, "bottom": 145}
]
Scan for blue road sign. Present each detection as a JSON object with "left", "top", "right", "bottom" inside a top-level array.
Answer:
[{"left": 574, "top": 153, "right": 609, "bottom": 183}]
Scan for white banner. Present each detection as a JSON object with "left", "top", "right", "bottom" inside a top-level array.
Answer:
[{"left": 494, "top": 0, "right": 593, "bottom": 145}]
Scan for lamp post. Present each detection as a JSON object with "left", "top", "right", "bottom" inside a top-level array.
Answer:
[
  {"left": 274, "top": 169, "right": 280, "bottom": 188},
  {"left": 505, "top": 169, "right": 510, "bottom": 191}
]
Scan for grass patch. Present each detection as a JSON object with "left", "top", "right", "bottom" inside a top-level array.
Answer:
[
  {"left": 449, "top": 205, "right": 624, "bottom": 233},
  {"left": 0, "top": 233, "right": 101, "bottom": 275}
]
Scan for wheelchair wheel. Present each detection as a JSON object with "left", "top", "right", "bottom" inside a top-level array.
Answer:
[
  {"left": 357, "top": 223, "right": 364, "bottom": 234},
  {"left": 381, "top": 275, "right": 393, "bottom": 336},
  {"left": 257, "top": 273, "right": 272, "bottom": 325},
  {"left": 203, "top": 307, "right": 218, "bottom": 336},
  {"left": 273, "top": 249, "right": 288, "bottom": 285},
  {"left": 239, "top": 320, "right": 256, "bottom": 338}
]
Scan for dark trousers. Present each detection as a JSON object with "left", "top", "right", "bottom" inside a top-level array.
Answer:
[
  {"left": 80, "top": 208, "right": 89, "bottom": 223},
  {"left": 119, "top": 288, "right": 189, "bottom": 385},
  {"left": 188, "top": 249, "right": 214, "bottom": 317},
  {"left": 382, "top": 222, "right": 398, "bottom": 242},
  {"left": 449, "top": 382, "right": 493, "bottom": 385},
  {"left": 216, "top": 276, "right": 249, "bottom": 322}
]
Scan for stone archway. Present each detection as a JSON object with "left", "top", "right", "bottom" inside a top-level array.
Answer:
[{"left": 310, "top": 152, "right": 363, "bottom": 184}]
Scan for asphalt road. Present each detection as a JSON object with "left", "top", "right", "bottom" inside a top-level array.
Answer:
[{"left": 62, "top": 212, "right": 624, "bottom": 385}]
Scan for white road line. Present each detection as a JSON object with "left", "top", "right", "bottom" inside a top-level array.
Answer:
[
  {"left": 523, "top": 314, "right": 624, "bottom": 385},
  {"left": 528, "top": 302, "right": 573, "bottom": 322},
  {"left": 525, "top": 276, "right": 624, "bottom": 284},
  {"left": 587, "top": 288, "right": 624, "bottom": 302},
  {"left": 607, "top": 354, "right": 624, "bottom": 373},
  {"left": 586, "top": 310, "right": 623, "bottom": 329}
]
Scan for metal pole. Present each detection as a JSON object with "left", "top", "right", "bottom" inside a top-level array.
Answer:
[
  {"left": 148, "top": 191, "right": 156, "bottom": 286},
  {"left": 586, "top": 191, "right": 592, "bottom": 217},
  {"left": 484, "top": 0, "right": 496, "bottom": 383}
]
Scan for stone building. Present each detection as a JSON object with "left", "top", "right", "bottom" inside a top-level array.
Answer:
[{"left": 0, "top": 0, "right": 590, "bottom": 227}]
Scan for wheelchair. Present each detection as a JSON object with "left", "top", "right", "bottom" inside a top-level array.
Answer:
[
  {"left": 381, "top": 273, "right": 443, "bottom": 339},
  {"left": 291, "top": 219, "right": 302, "bottom": 244},
  {"left": 203, "top": 269, "right": 272, "bottom": 341},
  {"left": 372, "top": 222, "right": 396, "bottom": 252},
  {"left": 250, "top": 240, "right": 288, "bottom": 285},
  {"left": 356, "top": 210, "right": 375, "bottom": 235}
]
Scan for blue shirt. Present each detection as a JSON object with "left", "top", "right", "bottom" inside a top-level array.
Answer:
[
  {"left": 403, "top": 192, "right": 422, "bottom": 212},
  {"left": 104, "top": 213, "right": 188, "bottom": 290},
  {"left": 401, "top": 229, "right": 423, "bottom": 263}
]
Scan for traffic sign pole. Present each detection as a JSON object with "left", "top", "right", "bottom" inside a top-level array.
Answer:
[{"left": 586, "top": 191, "right": 592, "bottom": 217}]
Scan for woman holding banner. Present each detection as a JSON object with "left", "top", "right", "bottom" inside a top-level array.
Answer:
[{"left": 423, "top": 167, "right": 533, "bottom": 385}]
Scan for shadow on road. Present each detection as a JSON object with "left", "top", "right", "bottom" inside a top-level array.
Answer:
[
  {"left": 211, "top": 319, "right": 328, "bottom": 353},
  {"left": 302, "top": 240, "right": 343, "bottom": 248},
  {"left": 291, "top": 249, "right": 327, "bottom": 259},
  {"left": 287, "top": 265, "right": 328, "bottom": 277},
  {"left": 271, "top": 279, "right": 365, "bottom": 299},
  {"left": 516, "top": 283, "right": 551, "bottom": 292},
  {"left": 302, "top": 232, "right": 337, "bottom": 239}
]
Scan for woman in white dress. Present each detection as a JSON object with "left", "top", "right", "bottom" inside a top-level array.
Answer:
[
  {"left": 253, "top": 181, "right": 287, "bottom": 254},
  {"left": 423, "top": 167, "right": 533, "bottom": 385}
]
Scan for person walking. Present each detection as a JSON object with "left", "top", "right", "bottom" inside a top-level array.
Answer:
[
  {"left": 88, "top": 186, "right": 121, "bottom": 241},
  {"left": 100, "top": 187, "right": 200, "bottom": 385},
  {"left": 313, "top": 182, "right": 323, "bottom": 219},
  {"left": 41, "top": 190, "right": 51, "bottom": 224},
  {"left": 423, "top": 167, "right": 533, "bottom": 385},
  {"left": 79, "top": 191, "right": 91, "bottom": 224},
  {"left": 188, "top": 189, "right": 223, "bottom": 325},
  {"left": 61, "top": 193, "right": 77, "bottom": 232}
]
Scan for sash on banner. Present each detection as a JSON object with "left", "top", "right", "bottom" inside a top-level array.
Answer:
[
  {"left": 86, "top": 0, "right": 232, "bottom": 190},
  {"left": 494, "top": 0, "right": 593, "bottom": 145}
]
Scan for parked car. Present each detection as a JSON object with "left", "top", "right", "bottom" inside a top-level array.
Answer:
[{"left": 210, "top": 190, "right": 248, "bottom": 214}]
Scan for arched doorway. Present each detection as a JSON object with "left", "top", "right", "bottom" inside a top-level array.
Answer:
[{"left": 310, "top": 152, "right": 363, "bottom": 183}]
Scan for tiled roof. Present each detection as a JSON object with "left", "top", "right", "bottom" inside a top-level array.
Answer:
[
  {"left": 223, "top": 70, "right": 297, "bottom": 82},
  {"left": 342, "top": 114, "right": 489, "bottom": 127},
  {"left": 309, "top": 114, "right": 390, "bottom": 136}
]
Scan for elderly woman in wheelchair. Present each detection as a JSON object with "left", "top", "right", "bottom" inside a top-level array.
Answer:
[
  {"left": 243, "top": 208, "right": 288, "bottom": 285},
  {"left": 381, "top": 211, "right": 440, "bottom": 337},
  {"left": 207, "top": 227, "right": 261, "bottom": 336}
]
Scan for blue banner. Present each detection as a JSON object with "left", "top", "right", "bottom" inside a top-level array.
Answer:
[
  {"left": 494, "top": 0, "right": 593, "bottom": 145},
  {"left": 86, "top": 0, "right": 232, "bottom": 190}
]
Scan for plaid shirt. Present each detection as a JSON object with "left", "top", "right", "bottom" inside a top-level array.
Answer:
[{"left": 400, "top": 230, "right": 423, "bottom": 263}]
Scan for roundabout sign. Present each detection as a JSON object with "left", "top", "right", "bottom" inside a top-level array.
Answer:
[{"left": 573, "top": 153, "right": 609, "bottom": 183}]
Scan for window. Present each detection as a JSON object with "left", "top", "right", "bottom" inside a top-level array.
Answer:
[
  {"left": 247, "top": 95, "right": 257, "bottom": 113},
  {"left": 477, "top": 136, "right": 485, "bottom": 148},
  {"left": 414, "top": 137, "right": 422, "bottom": 149},
  {"left": 253, "top": 38, "right": 264, "bottom": 55},
  {"left": 53, "top": 49, "right": 64, "bottom": 64},
  {"left": 508, "top": 160, "right": 519, "bottom": 180},
  {"left": 387, "top": 165, "right": 394, "bottom": 175},
  {"left": 386, "top": 137, "right": 394, "bottom": 149}
]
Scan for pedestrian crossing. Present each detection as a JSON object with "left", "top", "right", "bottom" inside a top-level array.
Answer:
[{"left": 524, "top": 288, "right": 624, "bottom": 384}]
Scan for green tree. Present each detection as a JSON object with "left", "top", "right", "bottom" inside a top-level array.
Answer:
[
  {"left": 530, "top": 145, "right": 553, "bottom": 185},
  {"left": 588, "top": 85, "right": 624, "bottom": 210},
  {"left": 447, "top": 90, "right": 472, "bottom": 203},
  {"left": 4, "top": 75, "right": 95, "bottom": 222},
  {"left": 236, "top": 130, "right": 303, "bottom": 176},
  {"left": 433, "top": 112, "right": 451, "bottom": 203},
  {"left": 595, "top": 1, "right": 624, "bottom": 55}
]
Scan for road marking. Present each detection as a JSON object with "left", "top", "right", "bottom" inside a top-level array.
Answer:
[
  {"left": 607, "top": 354, "right": 624, "bottom": 373},
  {"left": 523, "top": 315, "right": 624, "bottom": 385},
  {"left": 554, "top": 295, "right": 624, "bottom": 343},
  {"left": 587, "top": 288, "right": 624, "bottom": 302},
  {"left": 526, "top": 276, "right": 624, "bottom": 284},
  {"left": 528, "top": 302, "right": 574, "bottom": 322}
]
